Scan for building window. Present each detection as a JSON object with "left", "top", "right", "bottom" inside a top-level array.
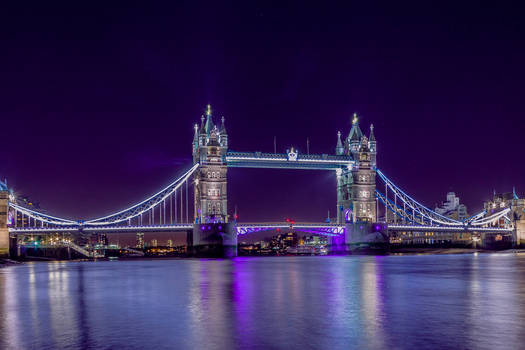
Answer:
[{"left": 207, "top": 188, "right": 220, "bottom": 197}]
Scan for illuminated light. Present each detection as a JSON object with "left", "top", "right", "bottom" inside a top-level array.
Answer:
[
  {"left": 352, "top": 113, "right": 358, "bottom": 125},
  {"left": 218, "top": 225, "right": 222, "bottom": 230},
  {"left": 206, "top": 104, "right": 212, "bottom": 116},
  {"left": 200, "top": 226, "right": 205, "bottom": 230}
]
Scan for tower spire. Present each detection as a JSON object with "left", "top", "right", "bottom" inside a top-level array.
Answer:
[
  {"left": 369, "top": 123, "right": 376, "bottom": 142},
  {"left": 336, "top": 131, "right": 344, "bottom": 155},
  {"left": 220, "top": 116, "right": 227, "bottom": 134},
  {"left": 204, "top": 104, "right": 214, "bottom": 134},
  {"left": 200, "top": 115, "right": 205, "bottom": 134},
  {"left": 348, "top": 113, "right": 363, "bottom": 141},
  {"left": 193, "top": 123, "right": 199, "bottom": 147}
]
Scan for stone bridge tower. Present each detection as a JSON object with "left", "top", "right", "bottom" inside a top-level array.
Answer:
[
  {"left": 335, "top": 114, "right": 377, "bottom": 223},
  {"left": 193, "top": 104, "right": 228, "bottom": 224},
  {"left": 0, "top": 181, "right": 9, "bottom": 257},
  {"left": 190, "top": 105, "right": 236, "bottom": 257}
]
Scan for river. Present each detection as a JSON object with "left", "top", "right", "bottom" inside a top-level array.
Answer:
[{"left": 1, "top": 254, "right": 524, "bottom": 350}]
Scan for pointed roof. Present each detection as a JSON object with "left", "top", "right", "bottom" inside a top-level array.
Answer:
[
  {"left": 369, "top": 124, "right": 376, "bottom": 142},
  {"left": 193, "top": 123, "right": 199, "bottom": 146},
  {"left": 204, "top": 104, "right": 214, "bottom": 134},
  {"left": 220, "top": 116, "right": 227, "bottom": 134},
  {"left": 336, "top": 131, "right": 343, "bottom": 148},
  {"left": 348, "top": 113, "right": 363, "bottom": 142},
  {"left": 199, "top": 115, "right": 206, "bottom": 134}
]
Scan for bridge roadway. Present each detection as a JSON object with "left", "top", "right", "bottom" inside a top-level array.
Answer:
[{"left": 8, "top": 222, "right": 514, "bottom": 235}]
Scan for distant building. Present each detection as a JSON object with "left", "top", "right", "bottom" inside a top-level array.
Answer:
[
  {"left": 151, "top": 239, "right": 158, "bottom": 247},
  {"left": 435, "top": 192, "right": 468, "bottom": 221},
  {"left": 136, "top": 233, "right": 144, "bottom": 249},
  {"left": 97, "top": 233, "right": 108, "bottom": 246},
  {"left": 484, "top": 191, "right": 525, "bottom": 231},
  {"left": 167, "top": 239, "right": 173, "bottom": 248}
]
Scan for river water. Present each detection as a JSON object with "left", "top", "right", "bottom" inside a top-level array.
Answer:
[{"left": 1, "top": 254, "right": 524, "bottom": 350}]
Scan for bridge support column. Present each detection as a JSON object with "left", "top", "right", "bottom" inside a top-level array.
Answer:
[
  {"left": 0, "top": 190, "right": 9, "bottom": 258},
  {"left": 188, "top": 223, "right": 237, "bottom": 257},
  {"left": 514, "top": 221, "right": 525, "bottom": 247},
  {"left": 344, "top": 222, "right": 389, "bottom": 253}
]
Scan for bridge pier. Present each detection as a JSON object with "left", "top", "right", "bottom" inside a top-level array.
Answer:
[
  {"left": 188, "top": 223, "right": 237, "bottom": 257},
  {"left": 344, "top": 222, "right": 389, "bottom": 253},
  {"left": 0, "top": 190, "right": 9, "bottom": 258}
]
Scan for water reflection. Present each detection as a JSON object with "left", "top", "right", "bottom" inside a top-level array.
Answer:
[{"left": 1, "top": 255, "right": 525, "bottom": 350}]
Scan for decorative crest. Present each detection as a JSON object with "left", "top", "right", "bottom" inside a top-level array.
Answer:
[{"left": 287, "top": 147, "right": 298, "bottom": 161}]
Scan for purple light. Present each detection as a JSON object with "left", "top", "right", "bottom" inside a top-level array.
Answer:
[
  {"left": 201, "top": 225, "right": 205, "bottom": 230},
  {"left": 218, "top": 225, "right": 222, "bottom": 230}
]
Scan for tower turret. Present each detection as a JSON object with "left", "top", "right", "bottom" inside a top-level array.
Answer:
[
  {"left": 192, "top": 123, "right": 199, "bottom": 160},
  {"left": 335, "top": 131, "right": 344, "bottom": 155},
  {"left": 369, "top": 124, "right": 377, "bottom": 167},
  {"left": 219, "top": 116, "right": 228, "bottom": 148}
]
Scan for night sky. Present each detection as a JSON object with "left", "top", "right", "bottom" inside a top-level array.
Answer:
[{"left": 1, "top": 2, "right": 524, "bottom": 225}]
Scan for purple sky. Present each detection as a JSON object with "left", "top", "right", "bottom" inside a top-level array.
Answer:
[{"left": 1, "top": 2, "right": 524, "bottom": 226}]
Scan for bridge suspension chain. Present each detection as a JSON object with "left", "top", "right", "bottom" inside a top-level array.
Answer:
[
  {"left": 376, "top": 169, "right": 464, "bottom": 226},
  {"left": 376, "top": 169, "right": 512, "bottom": 228},
  {"left": 83, "top": 163, "right": 198, "bottom": 226},
  {"left": 9, "top": 202, "right": 77, "bottom": 226}
]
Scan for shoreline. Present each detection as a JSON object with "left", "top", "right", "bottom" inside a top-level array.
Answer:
[{"left": 3, "top": 248, "right": 525, "bottom": 265}]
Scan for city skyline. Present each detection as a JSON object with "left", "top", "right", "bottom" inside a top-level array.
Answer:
[{"left": 1, "top": 2, "right": 524, "bottom": 222}]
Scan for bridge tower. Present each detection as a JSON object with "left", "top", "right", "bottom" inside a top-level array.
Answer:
[
  {"left": 190, "top": 105, "right": 237, "bottom": 257},
  {"left": 336, "top": 114, "right": 377, "bottom": 223},
  {"left": 0, "top": 181, "right": 9, "bottom": 257},
  {"left": 335, "top": 114, "right": 384, "bottom": 251}
]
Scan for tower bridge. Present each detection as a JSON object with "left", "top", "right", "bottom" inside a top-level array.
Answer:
[{"left": 1, "top": 105, "right": 524, "bottom": 258}]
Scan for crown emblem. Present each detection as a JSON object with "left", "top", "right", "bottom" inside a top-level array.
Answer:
[{"left": 287, "top": 147, "right": 298, "bottom": 161}]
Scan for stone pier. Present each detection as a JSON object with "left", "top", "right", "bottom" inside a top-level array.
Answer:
[{"left": 188, "top": 223, "right": 237, "bottom": 257}]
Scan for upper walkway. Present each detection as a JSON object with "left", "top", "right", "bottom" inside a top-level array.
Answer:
[{"left": 225, "top": 151, "right": 354, "bottom": 170}]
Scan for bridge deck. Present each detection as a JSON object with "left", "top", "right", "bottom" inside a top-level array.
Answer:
[
  {"left": 9, "top": 224, "right": 194, "bottom": 234},
  {"left": 9, "top": 223, "right": 513, "bottom": 235}
]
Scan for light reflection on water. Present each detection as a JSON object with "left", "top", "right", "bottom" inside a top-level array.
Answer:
[{"left": 1, "top": 255, "right": 525, "bottom": 350}]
